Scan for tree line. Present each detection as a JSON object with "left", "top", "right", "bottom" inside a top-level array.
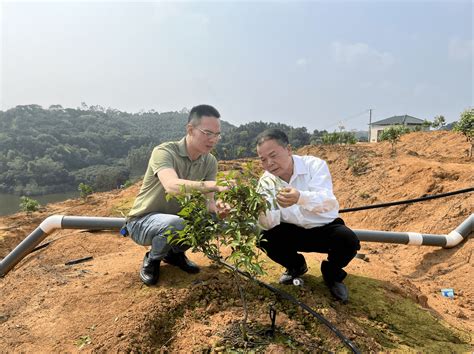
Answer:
[
  {"left": 0, "top": 104, "right": 198, "bottom": 195},
  {"left": 3, "top": 104, "right": 470, "bottom": 196},
  {"left": 0, "top": 104, "right": 338, "bottom": 196}
]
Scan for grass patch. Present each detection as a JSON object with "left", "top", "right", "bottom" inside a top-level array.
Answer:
[
  {"left": 346, "top": 276, "right": 470, "bottom": 352},
  {"left": 259, "top": 263, "right": 469, "bottom": 352},
  {"left": 128, "top": 260, "right": 470, "bottom": 352}
]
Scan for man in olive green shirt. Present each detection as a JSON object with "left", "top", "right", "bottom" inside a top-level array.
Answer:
[{"left": 126, "top": 104, "right": 229, "bottom": 285}]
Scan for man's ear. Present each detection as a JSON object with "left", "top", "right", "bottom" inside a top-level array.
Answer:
[
  {"left": 186, "top": 123, "right": 193, "bottom": 135},
  {"left": 287, "top": 145, "right": 293, "bottom": 155}
]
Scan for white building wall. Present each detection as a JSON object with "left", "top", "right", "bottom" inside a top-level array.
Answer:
[{"left": 369, "top": 125, "right": 384, "bottom": 142}]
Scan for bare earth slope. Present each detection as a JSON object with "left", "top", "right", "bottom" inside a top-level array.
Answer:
[{"left": 0, "top": 131, "right": 472, "bottom": 352}]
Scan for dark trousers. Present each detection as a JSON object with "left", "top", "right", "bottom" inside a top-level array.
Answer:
[{"left": 259, "top": 218, "right": 360, "bottom": 283}]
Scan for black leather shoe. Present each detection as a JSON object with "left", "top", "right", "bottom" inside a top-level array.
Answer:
[
  {"left": 163, "top": 252, "right": 200, "bottom": 274},
  {"left": 279, "top": 261, "right": 308, "bottom": 285},
  {"left": 327, "top": 281, "right": 349, "bottom": 303},
  {"left": 140, "top": 252, "right": 160, "bottom": 286}
]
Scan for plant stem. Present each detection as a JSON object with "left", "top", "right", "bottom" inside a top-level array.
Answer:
[{"left": 233, "top": 270, "right": 249, "bottom": 341}]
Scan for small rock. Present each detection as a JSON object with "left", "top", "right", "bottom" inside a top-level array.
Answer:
[
  {"left": 206, "top": 302, "right": 219, "bottom": 314},
  {"left": 417, "top": 294, "right": 428, "bottom": 307},
  {"left": 456, "top": 311, "right": 468, "bottom": 319},
  {"left": 0, "top": 313, "right": 9, "bottom": 323}
]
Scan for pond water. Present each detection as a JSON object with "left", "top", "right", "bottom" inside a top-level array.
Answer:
[{"left": 0, "top": 191, "right": 79, "bottom": 216}]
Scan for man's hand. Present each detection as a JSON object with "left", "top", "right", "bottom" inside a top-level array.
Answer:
[
  {"left": 212, "top": 183, "right": 230, "bottom": 193},
  {"left": 276, "top": 187, "right": 300, "bottom": 208},
  {"left": 215, "top": 199, "right": 232, "bottom": 219}
]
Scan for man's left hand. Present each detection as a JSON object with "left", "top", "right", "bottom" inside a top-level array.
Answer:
[{"left": 276, "top": 187, "right": 300, "bottom": 208}]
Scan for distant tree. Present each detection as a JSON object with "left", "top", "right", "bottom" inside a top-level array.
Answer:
[
  {"left": 422, "top": 119, "right": 432, "bottom": 129},
  {"left": 379, "top": 125, "right": 410, "bottom": 154},
  {"left": 78, "top": 183, "right": 93, "bottom": 200},
  {"left": 123, "top": 180, "right": 133, "bottom": 188},
  {"left": 19, "top": 196, "right": 40, "bottom": 215},
  {"left": 310, "top": 129, "right": 327, "bottom": 144},
  {"left": 236, "top": 146, "right": 247, "bottom": 158},
  {"left": 127, "top": 144, "right": 153, "bottom": 177},
  {"left": 48, "top": 104, "right": 63, "bottom": 111},
  {"left": 432, "top": 115, "right": 446, "bottom": 130},
  {"left": 321, "top": 131, "right": 356, "bottom": 145},
  {"left": 94, "top": 166, "right": 129, "bottom": 191},
  {"left": 288, "top": 127, "right": 310, "bottom": 147},
  {"left": 454, "top": 108, "right": 474, "bottom": 157}
]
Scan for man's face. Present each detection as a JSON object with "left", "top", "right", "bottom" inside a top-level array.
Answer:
[
  {"left": 189, "top": 116, "right": 221, "bottom": 154},
  {"left": 257, "top": 139, "right": 293, "bottom": 178}
]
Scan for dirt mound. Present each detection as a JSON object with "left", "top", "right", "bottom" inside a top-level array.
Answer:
[{"left": 0, "top": 131, "right": 472, "bottom": 352}]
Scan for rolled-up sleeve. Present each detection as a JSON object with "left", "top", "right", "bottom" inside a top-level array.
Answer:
[{"left": 257, "top": 174, "right": 283, "bottom": 230}]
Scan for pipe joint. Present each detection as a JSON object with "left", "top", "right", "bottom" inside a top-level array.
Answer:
[
  {"left": 444, "top": 230, "right": 463, "bottom": 248},
  {"left": 39, "top": 215, "right": 63, "bottom": 234}
]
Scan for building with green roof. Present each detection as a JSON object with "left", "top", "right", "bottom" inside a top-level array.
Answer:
[{"left": 369, "top": 114, "right": 428, "bottom": 142}]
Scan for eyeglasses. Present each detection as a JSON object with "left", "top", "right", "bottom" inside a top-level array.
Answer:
[{"left": 197, "top": 128, "right": 221, "bottom": 139}]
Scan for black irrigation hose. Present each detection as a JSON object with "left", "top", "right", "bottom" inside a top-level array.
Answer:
[
  {"left": 30, "top": 241, "right": 52, "bottom": 253},
  {"left": 339, "top": 186, "right": 474, "bottom": 213},
  {"left": 217, "top": 258, "right": 361, "bottom": 354}
]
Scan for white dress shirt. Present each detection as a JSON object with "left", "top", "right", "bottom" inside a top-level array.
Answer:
[{"left": 257, "top": 155, "right": 339, "bottom": 230}]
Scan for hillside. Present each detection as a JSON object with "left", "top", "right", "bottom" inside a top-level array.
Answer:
[
  {"left": 0, "top": 105, "right": 235, "bottom": 195},
  {"left": 0, "top": 104, "right": 327, "bottom": 197},
  {"left": 0, "top": 131, "right": 472, "bottom": 352}
]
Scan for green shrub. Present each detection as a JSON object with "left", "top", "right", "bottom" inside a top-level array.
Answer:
[
  {"left": 123, "top": 180, "right": 133, "bottom": 188},
  {"left": 167, "top": 162, "right": 269, "bottom": 277},
  {"left": 78, "top": 182, "right": 93, "bottom": 200},
  {"left": 347, "top": 154, "right": 369, "bottom": 176},
  {"left": 454, "top": 108, "right": 473, "bottom": 157},
  {"left": 19, "top": 196, "right": 40, "bottom": 214},
  {"left": 322, "top": 131, "right": 357, "bottom": 145},
  {"left": 379, "top": 125, "right": 410, "bottom": 154},
  {"left": 166, "top": 163, "right": 270, "bottom": 340}
]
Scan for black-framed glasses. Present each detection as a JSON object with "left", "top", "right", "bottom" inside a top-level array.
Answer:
[{"left": 197, "top": 127, "right": 221, "bottom": 139}]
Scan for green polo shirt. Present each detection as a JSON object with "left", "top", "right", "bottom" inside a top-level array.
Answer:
[{"left": 127, "top": 137, "right": 218, "bottom": 218}]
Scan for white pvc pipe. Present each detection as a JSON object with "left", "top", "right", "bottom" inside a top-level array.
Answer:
[
  {"left": 39, "top": 215, "right": 63, "bottom": 234},
  {"left": 0, "top": 215, "right": 126, "bottom": 277},
  {"left": 0, "top": 214, "right": 472, "bottom": 277}
]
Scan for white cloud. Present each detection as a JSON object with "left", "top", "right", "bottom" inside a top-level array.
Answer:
[
  {"left": 331, "top": 41, "right": 395, "bottom": 70},
  {"left": 448, "top": 38, "right": 473, "bottom": 61}
]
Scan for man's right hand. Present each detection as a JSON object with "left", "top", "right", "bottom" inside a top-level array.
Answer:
[
  {"left": 203, "top": 181, "right": 229, "bottom": 193},
  {"left": 215, "top": 199, "right": 232, "bottom": 219},
  {"left": 276, "top": 187, "right": 300, "bottom": 208}
]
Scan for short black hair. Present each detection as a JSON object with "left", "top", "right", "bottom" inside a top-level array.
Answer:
[
  {"left": 256, "top": 128, "right": 289, "bottom": 147},
  {"left": 188, "top": 104, "right": 220, "bottom": 125}
]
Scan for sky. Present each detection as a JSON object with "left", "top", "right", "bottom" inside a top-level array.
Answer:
[{"left": 1, "top": 0, "right": 472, "bottom": 132}]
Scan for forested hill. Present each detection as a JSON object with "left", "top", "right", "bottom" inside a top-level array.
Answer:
[{"left": 0, "top": 104, "right": 328, "bottom": 196}]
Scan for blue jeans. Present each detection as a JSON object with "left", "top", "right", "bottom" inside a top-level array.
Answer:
[{"left": 126, "top": 213, "right": 188, "bottom": 261}]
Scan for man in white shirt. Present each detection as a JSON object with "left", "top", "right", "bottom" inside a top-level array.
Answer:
[{"left": 256, "top": 129, "right": 360, "bottom": 303}]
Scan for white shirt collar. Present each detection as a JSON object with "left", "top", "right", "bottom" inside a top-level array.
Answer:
[{"left": 290, "top": 155, "right": 308, "bottom": 182}]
